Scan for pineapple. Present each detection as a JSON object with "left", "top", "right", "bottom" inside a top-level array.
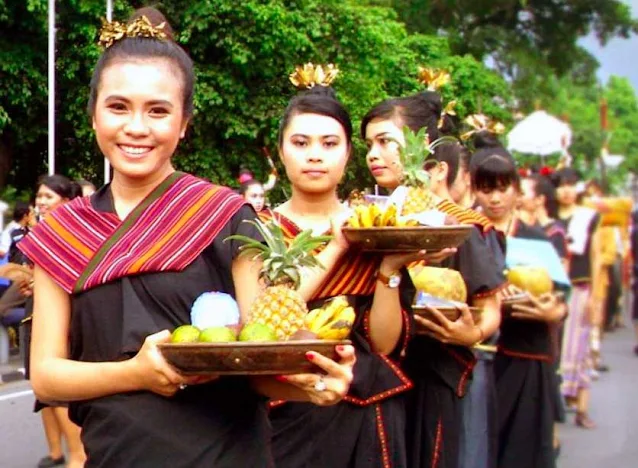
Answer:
[
  {"left": 226, "top": 220, "right": 332, "bottom": 340},
  {"left": 395, "top": 127, "right": 455, "bottom": 215}
]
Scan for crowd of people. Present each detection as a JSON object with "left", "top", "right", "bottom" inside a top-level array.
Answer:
[{"left": 0, "top": 6, "right": 635, "bottom": 468}]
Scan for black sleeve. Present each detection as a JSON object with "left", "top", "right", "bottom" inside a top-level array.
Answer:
[
  {"left": 203, "top": 204, "right": 263, "bottom": 295},
  {"left": 443, "top": 227, "right": 505, "bottom": 301},
  {"left": 548, "top": 231, "right": 568, "bottom": 259}
]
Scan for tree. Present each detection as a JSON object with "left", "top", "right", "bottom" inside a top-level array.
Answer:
[{"left": 1, "top": 0, "right": 509, "bottom": 202}]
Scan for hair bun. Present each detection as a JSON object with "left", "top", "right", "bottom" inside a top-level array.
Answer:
[
  {"left": 473, "top": 130, "right": 502, "bottom": 150},
  {"left": 129, "top": 7, "right": 175, "bottom": 41}
]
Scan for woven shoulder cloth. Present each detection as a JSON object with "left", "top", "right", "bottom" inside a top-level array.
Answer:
[
  {"left": 18, "top": 172, "right": 246, "bottom": 294},
  {"left": 436, "top": 199, "right": 493, "bottom": 235},
  {"left": 258, "top": 210, "right": 380, "bottom": 300}
]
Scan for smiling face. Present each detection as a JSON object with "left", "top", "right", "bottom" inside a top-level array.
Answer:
[
  {"left": 474, "top": 183, "right": 519, "bottom": 223},
  {"left": 279, "top": 113, "right": 349, "bottom": 194},
  {"left": 35, "top": 184, "right": 67, "bottom": 219},
  {"left": 92, "top": 59, "right": 189, "bottom": 184},
  {"left": 364, "top": 118, "right": 405, "bottom": 190}
]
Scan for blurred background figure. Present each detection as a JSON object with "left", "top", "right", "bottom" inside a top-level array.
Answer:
[
  {"left": 76, "top": 179, "right": 96, "bottom": 197},
  {"left": 239, "top": 178, "right": 267, "bottom": 213}
]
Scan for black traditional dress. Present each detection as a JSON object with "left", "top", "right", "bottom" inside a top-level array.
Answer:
[
  {"left": 19, "top": 173, "right": 273, "bottom": 468},
  {"left": 495, "top": 220, "right": 556, "bottom": 468},
  {"left": 262, "top": 212, "right": 415, "bottom": 468},
  {"left": 404, "top": 200, "right": 504, "bottom": 468}
]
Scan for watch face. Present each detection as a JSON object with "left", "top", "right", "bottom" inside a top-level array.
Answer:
[{"left": 388, "top": 275, "right": 401, "bottom": 288}]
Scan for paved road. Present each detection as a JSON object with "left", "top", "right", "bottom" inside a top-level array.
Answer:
[{"left": 1, "top": 328, "right": 636, "bottom": 467}]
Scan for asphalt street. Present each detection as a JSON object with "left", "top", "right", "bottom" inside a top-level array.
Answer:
[{"left": 0, "top": 327, "right": 636, "bottom": 467}]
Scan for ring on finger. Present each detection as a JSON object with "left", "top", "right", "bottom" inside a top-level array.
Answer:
[
  {"left": 179, "top": 383, "right": 188, "bottom": 391},
  {"left": 313, "top": 376, "right": 327, "bottom": 392}
]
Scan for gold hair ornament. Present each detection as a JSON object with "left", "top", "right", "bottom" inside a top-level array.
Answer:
[
  {"left": 460, "top": 114, "right": 505, "bottom": 141},
  {"left": 437, "top": 100, "right": 457, "bottom": 129},
  {"left": 289, "top": 63, "right": 339, "bottom": 89},
  {"left": 417, "top": 67, "right": 451, "bottom": 91},
  {"left": 98, "top": 15, "right": 167, "bottom": 49}
]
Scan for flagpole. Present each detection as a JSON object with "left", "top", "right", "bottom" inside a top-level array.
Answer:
[
  {"left": 47, "top": 0, "right": 56, "bottom": 175},
  {"left": 104, "top": 0, "right": 113, "bottom": 184}
]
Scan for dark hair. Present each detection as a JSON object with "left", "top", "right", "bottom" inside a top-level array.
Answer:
[
  {"left": 430, "top": 143, "right": 471, "bottom": 187},
  {"left": 88, "top": 7, "right": 195, "bottom": 118},
  {"left": 471, "top": 153, "right": 520, "bottom": 193},
  {"left": 278, "top": 86, "right": 352, "bottom": 147},
  {"left": 551, "top": 167, "right": 581, "bottom": 187},
  {"left": 527, "top": 174, "right": 558, "bottom": 218},
  {"left": 360, "top": 91, "right": 447, "bottom": 141},
  {"left": 12, "top": 201, "right": 31, "bottom": 222},
  {"left": 38, "top": 175, "right": 82, "bottom": 200},
  {"left": 239, "top": 180, "right": 263, "bottom": 195}
]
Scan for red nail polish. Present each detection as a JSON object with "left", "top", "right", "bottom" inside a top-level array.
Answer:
[
  {"left": 275, "top": 375, "right": 288, "bottom": 383},
  {"left": 305, "top": 352, "right": 315, "bottom": 361},
  {"left": 336, "top": 345, "right": 345, "bottom": 352}
]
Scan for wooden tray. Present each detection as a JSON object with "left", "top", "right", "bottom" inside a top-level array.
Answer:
[
  {"left": 502, "top": 291, "right": 565, "bottom": 315},
  {"left": 158, "top": 340, "right": 350, "bottom": 375},
  {"left": 413, "top": 305, "right": 482, "bottom": 323},
  {"left": 342, "top": 225, "right": 473, "bottom": 253}
]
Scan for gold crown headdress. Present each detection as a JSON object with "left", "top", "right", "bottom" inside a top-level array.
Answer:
[
  {"left": 289, "top": 63, "right": 339, "bottom": 89},
  {"left": 460, "top": 114, "right": 505, "bottom": 141},
  {"left": 437, "top": 100, "right": 457, "bottom": 129},
  {"left": 417, "top": 67, "right": 451, "bottom": 91},
  {"left": 98, "top": 15, "right": 168, "bottom": 49}
]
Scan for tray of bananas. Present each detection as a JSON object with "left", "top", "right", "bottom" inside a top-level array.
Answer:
[
  {"left": 412, "top": 293, "right": 481, "bottom": 324},
  {"left": 342, "top": 204, "right": 473, "bottom": 253},
  {"left": 161, "top": 297, "right": 355, "bottom": 375}
]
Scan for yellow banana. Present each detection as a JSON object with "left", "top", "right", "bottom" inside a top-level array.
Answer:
[
  {"left": 380, "top": 204, "right": 397, "bottom": 227},
  {"left": 304, "top": 308, "right": 323, "bottom": 329},
  {"left": 316, "top": 306, "right": 355, "bottom": 339},
  {"left": 309, "top": 297, "right": 347, "bottom": 333},
  {"left": 361, "top": 205, "right": 376, "bottom": 227},
  {"left": 348, "top": 213, "right": 361, "bottom": 228},
  {"left": 369, "top": 204, "right": 382, "bottom": 226}
]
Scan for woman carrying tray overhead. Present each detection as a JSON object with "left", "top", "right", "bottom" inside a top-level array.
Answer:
[
  {"left": 18, "top": 8, "right": 355, "bottom": 468},
  {"left": 264, "top": 63, "right": 447, "bottom": 468},
  {"left": 472, "top": 144, "right": 566, "bottom": 468},
  {"left": 360, "top": 70, "right": 503, "bottom": 468}
]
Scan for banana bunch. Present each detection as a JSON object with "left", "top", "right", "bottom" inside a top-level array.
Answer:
[
  {"left": 347, "top": 204, "right": 420, "bottom": 228},
  {"left": 305, "top": 296, "right": 355, "bottom": 340}
]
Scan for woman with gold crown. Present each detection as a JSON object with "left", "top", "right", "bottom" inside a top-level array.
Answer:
[
  {"left": 360, "top": 70, "right": 504, "bottom": 468},
  {"left": 263, "top": 63, "right": 445, "bottom": 468},
  {"left": 18, "top": 8, "right": 356, "bottom": 467},
  {"left": 470, "top": 134, "right": 567, "bottom": 467}
]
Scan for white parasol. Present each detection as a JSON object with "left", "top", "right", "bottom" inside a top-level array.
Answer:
[{"left": 506, "top": 110, "right": 572, "bottom": 156}]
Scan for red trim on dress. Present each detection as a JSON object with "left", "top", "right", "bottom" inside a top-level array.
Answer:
[
  {"left": 446, "top": 346, "right": 477, "bottom": 397},
  {"left": 431, "top": 416, "right": 443, "bottom": 468},
  {"left": 374, "top": 403, "right": 392, "bottom": 468},
  {"left": 497, "top": 347, "right": 552, "bottom": 362}
]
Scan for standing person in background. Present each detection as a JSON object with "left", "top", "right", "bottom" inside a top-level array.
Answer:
[
  {"left": 25, "top": 175, "right": 86, "bottom": 468},
  {"left": 76, "top": 179, "right": 97, "bottom": 197},
  {"left": 554, "top": 168, "right": 601, "bottom": 429},
  {"left": 0, "top": 201, "right": 28, "bottom": 258},
  {"left": 239, "top": 179, "right": 268, "bottom": 214}
]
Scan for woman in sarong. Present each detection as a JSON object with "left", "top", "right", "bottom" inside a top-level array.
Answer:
[
  {"left": 266, "top": 65, "right": 437, "bottom": 468},
  {"left": 553, "top": 167, "right": 601, "bottom": 429},
  {"left": 472, "top": 149, "right": 566, "bottom": 468},
  {"left": 19, "top": 8, "right": 355, "bottom": 468},
  {"left": 361, "top": 93, "right": 503, "bottom": 468}
]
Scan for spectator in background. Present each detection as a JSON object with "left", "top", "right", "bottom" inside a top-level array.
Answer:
[
  {"left": 8, "top": 202, "right": 35, "bottom": 265},
  {"left": 76, "top": 179, "right": 97, "bottom": 197},
  {"left": 0, "top": 201, "right": 30, "bottom": 258},
  {"left": 240, "top": 179, "right": 268, "bottom": 213}
]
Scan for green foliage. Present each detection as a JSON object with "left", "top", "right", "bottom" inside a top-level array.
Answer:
[{"left": 0, "top": 0, "right": 509, "bottom": 203}]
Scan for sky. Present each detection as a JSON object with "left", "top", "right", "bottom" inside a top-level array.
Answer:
[{"left": 578, "top": 0, "right": 638, "bottom": 90}]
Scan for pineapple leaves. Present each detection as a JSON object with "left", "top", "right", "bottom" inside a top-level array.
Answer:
[{"left": 224, "top": 218, "right": 332, "bottom": 288}]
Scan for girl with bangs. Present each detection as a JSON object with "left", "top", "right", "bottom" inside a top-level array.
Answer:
[
  {"left": 264, "top": 66, "right": 427, "bottom": 468},
  {"left": 553, "top": 167, "right": 601, "bottom": 429},
  {"left": 361, "top": 89, "right": 504, "bottom": 468},
  {"left": 472, "top": 145, "right": 566, "bottom": 468}
]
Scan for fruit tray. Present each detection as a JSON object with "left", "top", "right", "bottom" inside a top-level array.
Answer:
[
  {"left": 413, "top": 305, "right": 482, "bottom": 325},
  {"left": 158, "top": 340, "right": 350, "bottom": 376},
  {"left": 502, "top": 291, "right": 565, "bottom": 315},
  {"left": 341, "top": 225, "right": 473, "bottom": 253}
]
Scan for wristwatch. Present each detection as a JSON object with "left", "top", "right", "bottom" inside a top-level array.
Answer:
[{"left": 377, "top": 270, "right": 402, "bottom": 288}]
